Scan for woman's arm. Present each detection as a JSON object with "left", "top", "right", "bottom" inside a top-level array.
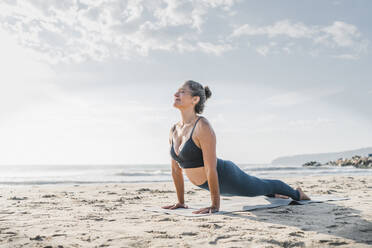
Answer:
[
  {"left": 171, "top": 158, "right": 185, "bottom": 204},
  {"left": 162, "top": 125, "right": 188, "bottom": 210},
  {"left": 193, "top": 118, "right": 220, "bottom": 213}
]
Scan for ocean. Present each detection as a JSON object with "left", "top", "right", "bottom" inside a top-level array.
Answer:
[{"left": 0, "top": 163, "right": 371, "bottom": 185}]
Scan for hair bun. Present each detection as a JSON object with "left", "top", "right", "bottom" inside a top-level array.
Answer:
[{"left": 204, "top": 86, "right": 212, "bottom": 99}]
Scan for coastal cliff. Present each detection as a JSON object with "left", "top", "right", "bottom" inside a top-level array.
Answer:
[{"left": 271, "top": 147, "right": 372, "bottom": 165}]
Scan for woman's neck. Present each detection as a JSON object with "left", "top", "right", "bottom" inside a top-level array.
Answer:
[{"left": 180, "top": 109, "right": 198, "bottom": 126}]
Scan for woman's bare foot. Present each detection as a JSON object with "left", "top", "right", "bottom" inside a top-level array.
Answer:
[
  {"left": 274, "top": 194, "right": 289, "bottom": 199},
  {"left": 297, "top": 187, "right": 311, "bottom": 200}
]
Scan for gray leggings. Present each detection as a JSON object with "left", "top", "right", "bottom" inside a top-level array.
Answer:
[{"left": 197, "top": 159, "right": 300, "bottom": 201}]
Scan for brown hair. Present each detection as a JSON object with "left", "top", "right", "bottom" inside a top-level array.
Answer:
[{"left": 184, "top": 80, "right": 212, "bottom": 114}]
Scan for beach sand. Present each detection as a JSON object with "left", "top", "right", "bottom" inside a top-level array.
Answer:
[{"left": 0, "top": 175, "right": 371, "bottom": 247}]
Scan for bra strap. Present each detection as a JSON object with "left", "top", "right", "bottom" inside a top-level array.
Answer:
[{"left": 190, "top": 116, "right": 202, "bottom": 137}]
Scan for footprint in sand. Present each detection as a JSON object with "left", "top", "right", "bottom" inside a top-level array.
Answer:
[
  {"left": 158, "top": 217, "right": 178, "bottom": 222},
  {"left": 319, "top": 240, "right": 349, "bottom": 246},
  {"left": 209, "top": 235, "right": 232, "bottom": 245},
  {"left": 52, "top": 234, "right": 67, "bottom": 237},
  {"left": 0, "top": 211, "right": 15, "bottom": 214},
  {"left": 261, "top": 239, "right": 305, "bottom": 247},
  {"left": 8, "top": 196, "right": 28, "bottom": 201},
  {"left": 137, "top": 188, "right": 151, "bottom": 192},
  {"left": 198, "top": 223, "right": 222, "bottom": 229},
  {"left": 268, "top": 225, "right": 287, "bottom": 229},
  {"left": 29, "top": 235, "right": 45, "bottom": 241},
  {"left": 181, "top": 232, "right": 198, "bottom": 236},
  {"left": 42, "top": 194, "right": 57, "bottom": 198},
  {"left": 145, "top": 230, "right": 167, "bottom": 234},
  {"left": 288, "top": 231, "right": 304, "bottom": 237},
  {"left": 326, "top": 224, "right": 338, "bottom": 228}
]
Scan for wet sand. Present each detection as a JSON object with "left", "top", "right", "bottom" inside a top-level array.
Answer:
[{"left": 0, "top": 175, "right": 371, "bottom": 247}]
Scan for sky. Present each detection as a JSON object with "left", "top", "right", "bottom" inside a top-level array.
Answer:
[{"left": 0, "top": 0, "right": 371, "bottom": 165}]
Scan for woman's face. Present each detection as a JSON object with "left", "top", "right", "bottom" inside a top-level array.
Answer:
[{"left": 173, "top": 84, "right": 196, "bottom": 109}]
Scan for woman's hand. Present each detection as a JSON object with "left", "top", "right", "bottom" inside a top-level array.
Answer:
[
  {"left": 192, "top": 206, "right": 219, "bottom": 214},
  {"left": 162, "top": 203, "right": 188, "bottom": 210}
]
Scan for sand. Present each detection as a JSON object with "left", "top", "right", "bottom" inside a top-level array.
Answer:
[{"left": 0, "top": 175, "right": 371, "bottom": 248}]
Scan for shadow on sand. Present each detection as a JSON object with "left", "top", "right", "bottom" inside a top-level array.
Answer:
[{"left": 224, "top": 199, "right": 372, "bottom": 246}]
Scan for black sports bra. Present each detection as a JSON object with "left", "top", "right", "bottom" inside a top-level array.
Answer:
[{"left": 170, "top": 117, "right": 204, "bottom": 168}]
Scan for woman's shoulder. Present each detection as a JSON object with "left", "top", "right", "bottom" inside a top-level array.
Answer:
[
  {"left": 197, "top": 115, "right": 211, "bottom": 125},
  {"left": 194, "top": 116, "right": 216, "bottom": 142},
  {"left": 195, "top": 116, "right": 214, "bottom": 132}
]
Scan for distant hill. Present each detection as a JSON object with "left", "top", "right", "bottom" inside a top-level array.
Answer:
[{"left": 271, "top": 147, "right": 372, "bottom": 166}]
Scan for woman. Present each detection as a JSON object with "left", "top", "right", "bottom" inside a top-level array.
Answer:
[{"left": 162, "top": 80, "right": 310, "bottom": 214}]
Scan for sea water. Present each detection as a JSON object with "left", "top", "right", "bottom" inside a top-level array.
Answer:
[{"left": 0, "top": 163, "right": 371, "bottom": 185}]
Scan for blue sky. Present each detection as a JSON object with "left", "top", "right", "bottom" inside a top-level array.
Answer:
[{"left": 0, "top": 0, "right": 371, "bottom": 165}]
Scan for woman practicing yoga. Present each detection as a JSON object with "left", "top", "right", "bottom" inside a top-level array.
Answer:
[{"left": 162, "top": 80, "right": 310, "bottom": 214}]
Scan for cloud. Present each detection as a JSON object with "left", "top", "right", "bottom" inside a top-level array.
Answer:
[
  {"left": 263, "top": 87, "right": 344, "bottom": 108},
  {"left": 255, "top": 42, "right": 276, "bottom": 56},
  {"left": 333, "top": 54, "right": 359, "bottom": 60},
  {"left": 242, "top": 117, "right": 334, "bottom": 136},
  {"left": 0, "top": 29, "right": 56, "bottom": 118},
  {"left": 321, "top": 21, "right": 359, "bottom": 47},
  {"left": 123, "top": 0, "right": 144, "bottom": 23},
  {"left": 1, "top": 1, "right": 368, "bottom": 63},
  {"left": 256, "top": 45, "right": 270, "bottom": 56},
  {"left": 0, "top": 0, "right": 237, "bottom": 63},
  {"left": 197, "top": 42, "right": 233, "bottom": 55},
  {"left": 264, "top": 92, "right": 309, "bottom": 107},
  {"left": 232, "top": 20, "right": 315, "bottom": 38},
  {"left": 288, "top": 118, "right": 333, "bottom": 129},
  {"left": 231, "top": 20, "right": 368, "bottom": 58}
]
